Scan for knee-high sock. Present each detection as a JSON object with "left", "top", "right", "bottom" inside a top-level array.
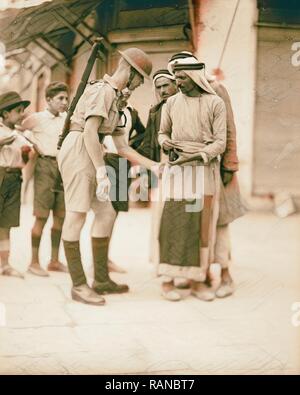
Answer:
[
  {"left": 63, "top": 240, "right": 86, "bottom": 287},
  {"left": 31, "top": 234, "right": 41, "bottom": 264},
  {"left": 51, "top": 228, "right": 62, "bottom": 262},
  {"left": 92, "top": 237, "right": 110, "bottom": 283}
]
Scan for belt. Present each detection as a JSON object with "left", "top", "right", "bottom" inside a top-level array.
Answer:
[
  {"left": 69, "top": 130, "right": 106, "bottom": 144},
  {"left": 38, "top": 155, "right": 56, "bottom": 160},
  {"left": 69, "top": 122, "right": 83, "bottom": 131},
  {"left": 0, "top": 166, "right": 22, "bottom": 173}
]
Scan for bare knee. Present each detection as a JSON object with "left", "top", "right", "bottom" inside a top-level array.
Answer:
[
  {"left": 32, "top": 217, "right": 47, "bottom": 237},
  {"left": 0, "top": 227, "right": 10, "bottom": 241},
  {"left": 0, "top": 228, "right": 10, "bottom": 254},
  {"left": 92, "top": 212, "right": 116, "bottom": 238},
  {"left": 62, "top": 211, "right": 86, "bottom": 241}
]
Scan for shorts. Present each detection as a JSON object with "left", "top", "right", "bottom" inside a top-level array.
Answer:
[
  {"left": 0, "top": 169, "right": 22, "bottom": 228},
  {"left": 58, "top": 132, "right": 130, "bottom": 213},
  {"left": 34, "top": 157, "right": 65, "bottom": 218}
]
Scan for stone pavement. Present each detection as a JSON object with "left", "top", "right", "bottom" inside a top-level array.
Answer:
[{"left": 0, "top": 204, "right": 299, "bottom": 375}]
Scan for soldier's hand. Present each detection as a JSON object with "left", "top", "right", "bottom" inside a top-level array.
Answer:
[
  {"left": 221, "top": 169, "right": 234, "bottom": 186},
  {"left": 151, "top": 162, "right": 165, "bottom": 179},
  {"left": 96, "top": 167, "right": 111, "bottom": 201},
  {"left": 129, "top": 165, "right": 141, "bottom": 178},
  {"left": 0, "top": 135, "right": 16, "bottom": 147}
]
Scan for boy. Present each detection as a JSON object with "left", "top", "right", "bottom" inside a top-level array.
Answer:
[
  {"left": 0, "top": 91, "right": 32, "bottom": 278},
  {"left": 22, "top": 82, "right": 69, "bottom": 276}
]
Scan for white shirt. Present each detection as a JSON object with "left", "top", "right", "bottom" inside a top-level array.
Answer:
[
  {"left": 0, "top": 122, "right": 31, "bottom": 168},
  {"left": 23, "top": 109, "right": 66, "bottom": 157}
]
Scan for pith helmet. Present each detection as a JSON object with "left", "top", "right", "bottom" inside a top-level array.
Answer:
[{"left": 118, "top": 47, "right": 152, "bottom": 80}]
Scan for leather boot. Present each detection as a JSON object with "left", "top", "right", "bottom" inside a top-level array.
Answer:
[
  {"left": 71, "top": 284, "right": 105, "bottom": 306},
  {"left": 92, "top": 237, "right": 129, "bottom": 295},
  {"left": 63, "top": 240, "right": 105, "bottom": 305}
]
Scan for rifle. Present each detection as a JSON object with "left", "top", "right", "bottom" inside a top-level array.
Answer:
[{"left": 57, "top": 39, "right": 102, "bottom": 149}]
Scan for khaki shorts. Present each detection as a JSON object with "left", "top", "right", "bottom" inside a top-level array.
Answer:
[
  {"left": 0, "top": 169, "right": 22, "bottom": 228},
  {"left": 58, "top": 132, "right": 130, "bottom": 213},
  {"left": 34, "top": 157, "right": 65, "bottom": 218},
  {"left": 58, "top": 132, "right": 106, "bottom": 213}
]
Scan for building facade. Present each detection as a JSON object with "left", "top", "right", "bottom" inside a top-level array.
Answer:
[{"left": 0, "top": 0, "right": 299, "bottom": 206}]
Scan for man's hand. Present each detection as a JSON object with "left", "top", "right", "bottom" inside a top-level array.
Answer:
[
  {"left": 168, "top": 151, "right": 208, "bottom": 166},
  {"left": 162, "top": 138, "right": 174, "bottom": 152},
  {"left": 0, "top": 135, "right": 16, "bottom": 147},
  {"left": 221, "top": 169, "right": 234, "bottom": 186},
  {"left": 199, "top": 152, "right": 208, "bottom": 164},
  {"left": 96, "top": 166, "right": 111, "bottom": 201}
]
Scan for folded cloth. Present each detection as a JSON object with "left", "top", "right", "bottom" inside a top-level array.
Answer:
[{"left": 163, "top": 140, "right": 213, "bottom": 166}]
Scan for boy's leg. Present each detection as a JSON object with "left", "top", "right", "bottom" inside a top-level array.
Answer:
[
  {"left": 28, "top": 216, "right": 49, "bottom": 276},
  {"left": 0, "top": 171, "right": 23, "bottom": 278},
  {"left": 0, "top": 228, "right": 23, "bottom": 278},
  {"left": 48, "top": 184, "right": 67, "bottom": 271},
  {"left": 30, "top": 157, "right": 58, "bottom": 276},
  {"left": 47, "top": 215, "right": 68, "bottom": 272}
]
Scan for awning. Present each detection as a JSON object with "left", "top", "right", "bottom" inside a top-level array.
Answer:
[
  {"left": 0, "top": 0, "right": 192, "bottom": 71},
  {"left": 0, "top": 0, "right": 104, "bottom": 52}
]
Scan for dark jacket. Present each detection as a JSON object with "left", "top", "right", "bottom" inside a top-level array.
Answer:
[
  {"left": 137, "top": 101, "right": 165, "bottom": 162},
  {"left": 127, "top": 107, "right": 146, "bottom": 150}
]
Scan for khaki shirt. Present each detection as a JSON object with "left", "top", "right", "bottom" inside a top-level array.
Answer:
[
  {"left": 70, "top": 75, "right": 124, "bottom": 137},
  {"left": 23, "top": 110, "right": 66, "bottom": 157},
  {"left": 0, "top": 122, "right": 30, "bottom": 168},
  {"left": 104, "top": 106, "right": 133, "bottom": 153}
]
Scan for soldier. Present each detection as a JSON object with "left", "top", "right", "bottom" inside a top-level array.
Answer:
[
  {"left": 58, "top": 47, "right": 159, "bottom": 306},
  {"left": 22, "top": 82, "right": 69, "bottom": 277},
  {"left": 0, "top": 91, "right": 32, "bottom": 278},
  {"left": 102, "top": 87, "right": 145, "bottom": 274}
]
